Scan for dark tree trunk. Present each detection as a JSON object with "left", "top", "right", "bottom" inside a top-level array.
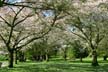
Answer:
[
  {"left": 80, "top": 57, "right": 83, "bottom": 62},
  {"left": 63, "top": 49, "right": 67, "bottom": 61},
  {"left": 80, "top": 53, "right": 83, "bottom": 62},
  {"left": 63, "top": 53, "right": 67, "bottom": 60},
  {"left": 103, "top": 55, "right": 107, "bottom": 61},
  {"left": 19, "top": 51, "right": 26, "bottom": 62},
  {"left": 15, "top": 51, "right": 18, "bottom": 64},
  {"left": 9, "top": 50, "right": 14, "bottom": 68},
  {"left": 92, "top": 50, "right": 99, "bottom": 66}
]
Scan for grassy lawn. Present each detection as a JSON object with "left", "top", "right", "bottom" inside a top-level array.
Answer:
[{"left": 0, "top": 58, "right": 108, "bottom": 72}]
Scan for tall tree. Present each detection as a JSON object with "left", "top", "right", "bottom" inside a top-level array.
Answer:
[
  {"left": 0, "top": 1, "right": 62, "bottom": 67},
  {"left": 66, "top": 9, "right": 107, "bottom": 66}
]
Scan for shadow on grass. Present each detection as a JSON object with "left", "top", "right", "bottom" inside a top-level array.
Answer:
[{"left": 0, "top": 60, "right": 108, "bottom": 72}]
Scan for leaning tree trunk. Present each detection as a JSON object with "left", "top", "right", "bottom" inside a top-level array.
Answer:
[
  {"left": 9, "top": 50, "right": 14, "bottom": 68},
  {"left": 92, "top": 50, "right": 99, "bottom": 66}
]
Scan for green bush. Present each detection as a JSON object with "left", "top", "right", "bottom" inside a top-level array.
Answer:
[{"left": 0, "top": 55, "right": 8, "bottom": 61}]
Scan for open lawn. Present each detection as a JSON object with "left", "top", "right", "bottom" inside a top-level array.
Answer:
[{"left": 0, "top": 58, "right": 108, "bottom": 72}]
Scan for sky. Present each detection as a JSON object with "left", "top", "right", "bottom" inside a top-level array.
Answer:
[
  {"left": 43, "top": 10, "right": 54, "bottom": 17},
  {"left": 8, "top": 0, "right": 22, "bottom": 3}
]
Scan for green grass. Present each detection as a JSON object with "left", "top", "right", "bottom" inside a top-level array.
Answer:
[{"left": 0, "top": 58, "right": 108, "bottom": 72}]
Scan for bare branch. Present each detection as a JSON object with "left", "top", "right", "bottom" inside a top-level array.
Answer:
[
  {"left": 13, "top": 32, "right": 39, "bottom": 48},
  {"left": 12, "top": 7, "right": 24, "bottom": 26},
  {"left": 8, "top": 6, "right": 17, "bottom": 15},
  {"left": 15, "top": 13, "right": 58, "bottom": 50},
  {"left": 0, "top": 33, "right": 7, "bottom": 45},
  {"left": 71, "top": 31, "right": 88, "bottom": 41},
  {"left": 7, "top": 7, "right": 24, "bottom": 46},
  {"left": 12, "top": 30, "right": 23, "bottom": 48},
  {"left": 0, "top": 16, "right": 11, "bottom": 27},
  {"left": 4, "top": 2, "right": 54, "bottom": 10},
  {"left": 14, "top": 14, "right": 33, "bottom": 26}
]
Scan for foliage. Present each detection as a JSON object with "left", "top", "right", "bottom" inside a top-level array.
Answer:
[
  {"left": 72, "top": 40, "right": 89, "bottom": 59},
  {"left": 1, "top": 0, "right": 108, "bottom": 68},
  {"left": 0, "top": 55, "right": 8, "bottom": 61},
  {"left": 26, "top": 40, "right": 58, "bottom": 61}
]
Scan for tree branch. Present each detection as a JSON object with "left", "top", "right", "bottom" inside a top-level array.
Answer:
[
  {"left": 14, "top": 14, "right": 33, "bottom": 26},
  {"left": 15, "top": 14, "right": 58, "bottom": 50},
  {"left": 7, "top": 7, "right": 24, "bottom": 46},
  {"left": 0, "top": 16, "right": 11, "bottom": 27},
  {"left": 12, "top": 7, "right": 24, "bottom": 26},
  {"left": 0, "top": 33, "right": 7, "bottom": 45}
]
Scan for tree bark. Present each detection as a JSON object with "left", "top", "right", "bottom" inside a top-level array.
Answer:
[
  {"left": 63, "top": 53, "right": 67, "bottom": 61},
  {"left": 15, "top": 51, "right": 18, "bottom": 64},
  {"left": 80, "top": 57, "right": 83, "bottom": 62},
  {"left": 63, "top": 49, "right": 67, "bottom": 61},
  {"left": 9, "top": 50, "right": 14, "bottom": 68},
  {"left": 92, "top": 50, "right": 99, "bottom": 66},
  {"left": 40, "top": 55, "right": 43, "bottom": 61},
  {"left": 80, "top": 53, "right": 83, "bottom": 62},
  {"left": 19, "top": 51, "right": 26, "bottom": 62},
  {"left": 45, "top": 54, "right": 49, "bottom": 61},
  {"left": 103, "top": 55, "right": 107, "bottom": 61}
]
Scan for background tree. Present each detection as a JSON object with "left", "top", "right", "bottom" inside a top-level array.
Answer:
[{"left": 65, "top": 7, "right": 107, "bottom": 66}]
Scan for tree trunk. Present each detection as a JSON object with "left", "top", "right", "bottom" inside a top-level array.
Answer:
[
  {"left": 103, "top": 55, "right": 107, "bottom": 61},
  {"left": 63, "top": 49, "right": 67, "bottom": 61},
  {"left": 40, "top": 55, "right": 43, "bottom": 61},
  {"left": 19, "top": 52, "right": 26, "bottom": 62},
  {"left": 63, "top": 53, "right": 67, "bottom": 60},
  {"left": 92, "top": 50, "right": 99, "bottom": 66},
  {"left": 9, "top": 50, "right": 14, "bottom": 68},
  {"left": 15, "top": 51, "right": 17, "bottom": 64},
  {"left": 80, "top": 57, "right": 83, "bottom": 62},
  {"left": 80, "top": 53, "right": 83, "bottom": 62},
  {"left": 45, "top": 54, "right": 49, "bottom": 61}
]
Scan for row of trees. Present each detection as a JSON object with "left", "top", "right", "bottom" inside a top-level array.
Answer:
[{"left": 0, "top": 0, "right": 108, "bottom": 68}]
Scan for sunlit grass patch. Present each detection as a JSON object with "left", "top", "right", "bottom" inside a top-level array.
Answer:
[{"left": 0, "top": 58, "right": 108, "bottom": 72}]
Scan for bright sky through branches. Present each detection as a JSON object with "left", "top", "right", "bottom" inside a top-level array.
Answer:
[
  {"left": 43, "top": 10, "right": 54, "bottom": 17},
  {"left": 8, "top": 0, "right": 21, "bottom": 3}
]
